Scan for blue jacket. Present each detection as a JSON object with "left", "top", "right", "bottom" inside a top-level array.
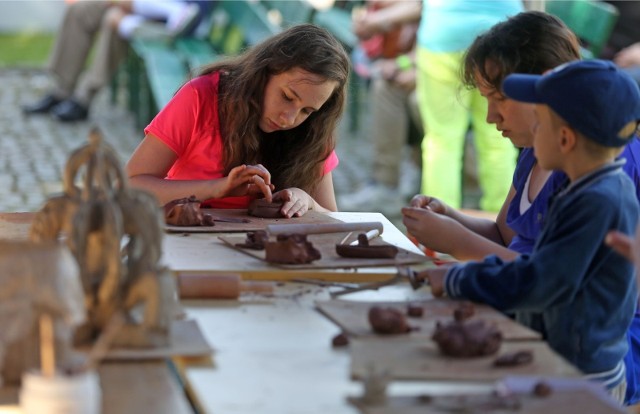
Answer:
[{"left": 445, "top": 161, "right": 639, "bottom": 389}]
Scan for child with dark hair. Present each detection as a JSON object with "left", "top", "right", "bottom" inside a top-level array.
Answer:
[{"left": 423, "top": 59, "right": 640, "bottom": 403}]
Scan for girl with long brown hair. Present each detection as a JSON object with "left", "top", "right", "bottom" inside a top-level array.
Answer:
[{"left": 126, "top": 24, "right": 350, "bottom": 217}]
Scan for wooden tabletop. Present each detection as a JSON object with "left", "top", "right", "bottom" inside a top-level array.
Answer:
[
  {"left": 0, "top": 361, "right": 193, "bottom": 414},
  {"left": 163, "top": 212, "right": 430, "bottom": 282}
]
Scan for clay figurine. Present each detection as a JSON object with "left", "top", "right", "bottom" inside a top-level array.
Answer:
[
  {"left": 30, "top": 128, "right": 178, "bottom": 349},
  {"left": 368, "top": 306, "right": 411, "bottom": 335}
]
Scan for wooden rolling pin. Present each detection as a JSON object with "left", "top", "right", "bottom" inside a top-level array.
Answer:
[
  {"left": 266, "top": 221, "right": 383, "bottom": 236},
  {"left": 177, "top": 273, "right": 274, "bottom": 299}
]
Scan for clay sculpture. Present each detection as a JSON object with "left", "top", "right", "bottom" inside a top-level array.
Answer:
[
  {"left": 264, "top": 233, "right": 321, "bottom": 264},
  {"left": 248, "top": 198, "right": 285, "bottom": 218},
  {"left": 368, "top": 306, "right": 411, "bottom": 334},
  {"left": 336, "top": 232, "right": 398, "bottom": 259},
  {"left": 432, "top": 319, "right": 502, "bottom": 357},
  {"left": 164, "top": 196, "right": 215, "bottom": 226}
]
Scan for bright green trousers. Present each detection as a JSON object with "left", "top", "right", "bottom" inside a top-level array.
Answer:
[{"left": 416, "top": 47, "right": 517, "bottom": 212}]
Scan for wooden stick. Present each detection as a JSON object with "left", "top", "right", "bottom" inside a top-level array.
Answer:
[
  {"left": 339, "top": 231, "right": 353, "bottom": 245},
  {"left": 266, "top": 221, "right": 383, "bottom": 236},
  {"left": 39, "top": 313, "right": 55, "bottom": 378}
]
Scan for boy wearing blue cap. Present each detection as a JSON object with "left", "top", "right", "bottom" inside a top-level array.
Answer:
[{"left": 423, "top": 59, "right": 640, "bottom": 402}]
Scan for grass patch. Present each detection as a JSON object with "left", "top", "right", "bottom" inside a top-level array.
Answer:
[{"left": 0, "top": 32, "right": 54, "bottom": 68}]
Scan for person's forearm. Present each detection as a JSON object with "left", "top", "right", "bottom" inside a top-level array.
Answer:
[
  {"left": 128, "top": 175, "right": 223, "bottom": 205},
  {"left": 446, "top": 208, "right": 506, "bottom": 246},
  {"left": 448, "top": 229, "right": 519, "bottom": 262}
]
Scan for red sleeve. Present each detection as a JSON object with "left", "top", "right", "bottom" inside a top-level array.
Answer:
[
  {"left": 323, "top": 150, "right": 339, "bottom": 174},
  {"left": 144, "top": 76, "right": 211, "bottom": 156}
]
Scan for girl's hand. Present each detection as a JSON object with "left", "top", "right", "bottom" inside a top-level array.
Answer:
[
  {"left": 273, "top": 188, "right": 312, "bottom": 218},
  {"left": 409, "top": 194, "right": 447, "bottom": 215},
  {"left": 221, "top": 164, "right": 274, "bottom": 200},
  {"left": 401, "top": 206, "right": 461, "bottom": 255}
]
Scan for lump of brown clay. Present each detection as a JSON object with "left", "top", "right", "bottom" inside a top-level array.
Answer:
[
  {"left": 164, "top": 195, "right": 214, "bottom": 226},
  {"left": 532, "top": 381, "right": 552, "bottom": 397},
  {"left": 331, "top": 332, "right": 349, "bottom": 348},
  {"left": 248, "top": 198, "right": 285, "bottom": 218},
  {"left": 264, "top": 233, "right": 321, "bottom": 264},
  {"left": 493, "top": 350, "right": 534, "bottom": 367},
  {"left": 368, "top": 306, "right": 410, "bottom": 334},
  {"left": 406, "top": 303, "right": 424, "bottom": 318},
  {"left": 432, "top": 319, "right": 502, "bottom": 357},
  {"left": 453, "top": 301, "right": 475, "bottom": 322},
  {"left": 235, "top": 230, "right": 269, "bottom": 250},
  {"left": 335, "top": 233, "right": 398, "bottom": 259}
]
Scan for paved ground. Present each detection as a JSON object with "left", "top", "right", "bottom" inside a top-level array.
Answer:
[{"left": 2, "top": 67, "right": 479, "bottom": 232}]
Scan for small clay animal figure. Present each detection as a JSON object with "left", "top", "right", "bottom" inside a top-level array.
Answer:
[
  {"left": 248, "top": 199, "right": 285, "bottom": 218},
  {"left": 164, "top": 196, "right": 215, "bottom": 226},
  {"left": 368, "top": 306, "right": 411, "bottom": 334},
  {"left": 432, "top": 319, "right": 502, "bottom": 357}
]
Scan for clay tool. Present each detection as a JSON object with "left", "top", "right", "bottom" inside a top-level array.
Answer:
[
  {"left": 177, "top": 273, "right": 274, "bottom": 299},
  {"left": 266, "top": 221, "right": 383, "bottom": 236},
  {"left": 330, "top": 267, "right": 422, "bottom": 298},
  {"left": 348, "top": 229, "right": 380, "bottom": 246}
]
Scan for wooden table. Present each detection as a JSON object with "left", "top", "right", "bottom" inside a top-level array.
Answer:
[{"left": 163, "top": 212, "right": 428, "bottom": 282}]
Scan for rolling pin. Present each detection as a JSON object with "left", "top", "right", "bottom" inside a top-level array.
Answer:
[
  {"left": 177, "top": 273, "right": 274, "bottom": 299},
  {"left": 266, "top": 221, "right": 383, "bottom": 236}
]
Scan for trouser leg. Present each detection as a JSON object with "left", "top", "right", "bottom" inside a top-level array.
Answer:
[
  {"left": 370, "top": 77, "right": 411, "bottom": 187},
  {"left": 74, "top": 7, "right": 129, "bottom": 105},
  {"left": 47, "top": 0, "right": 110, "bottom": 98},
  {"left": 416, "top": 48, "right": 468, "bottom": 209}
]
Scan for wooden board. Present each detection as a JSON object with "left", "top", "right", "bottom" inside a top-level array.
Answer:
[
  {"left": 76, "top": 319, "right": 213, "bottom": 360},
  {"left": 316, "top": 298, "right": 541, "bottom": 341},
  {"left": 349, "top": 377, "right": 624, "bottom": 414},
  {"left": 0, "top": 361, "right": 193, "bottom": 414},
  {"left": 218, "top": 233, "right": 429, "bottom": 269},
  {"left": 0, "top": 212, "right": 35, "bottom": 241},
  {"left": 165, "top": 208, "right": 343, "bottom": 233},
  {"left": 350, "top": 336, "right": 581, "bottom": 382}
]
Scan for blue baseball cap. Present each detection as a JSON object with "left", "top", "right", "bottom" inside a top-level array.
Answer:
[{"left": 503, "top": 59, "right": 640, "bottom": 147}]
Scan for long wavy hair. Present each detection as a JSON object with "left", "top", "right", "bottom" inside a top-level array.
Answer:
[
  {"left": 199, "top": 24, "right": 350, "bottom": 194},
  {"left": 462, "top": 11, "right": 581, "bottom": 91}
]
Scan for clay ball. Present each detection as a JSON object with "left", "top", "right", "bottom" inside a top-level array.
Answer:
[{"left": 368, "top": 306, "right": 410, "bottom": 335}]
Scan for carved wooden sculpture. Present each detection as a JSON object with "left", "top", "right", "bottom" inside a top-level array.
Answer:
[
  {"left": 0, "top": 242, "right": 85, "bottom": 385},
  {"left": 30, "top": 128, "right": 177, "bottom": 349}
]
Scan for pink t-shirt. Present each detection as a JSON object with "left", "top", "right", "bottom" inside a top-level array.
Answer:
[{"left": 145, "top": 72, "right": 339, "bottom": 208}]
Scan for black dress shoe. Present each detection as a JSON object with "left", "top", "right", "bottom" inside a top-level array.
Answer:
[
  {"left": 51, "top": 99, "right": 89, "bottom": 122},
  {"left": 22, "top": 94, "right": 62, "bottom": 114}
]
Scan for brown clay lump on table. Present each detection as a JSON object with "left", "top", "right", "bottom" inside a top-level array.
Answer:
[
  {"left": 248, "top": 198, "right": 285, "bottom": 218},
  {"left": 164, "top": 195, "right": 215, "bottom": 226},
  {"left": 368, "top": 306, "right": 411, "bottom": 334},
  {"left": 432, "top": 319, "right": 502, "bottom": 357},
  {"left": 335, "top": 232, "right": 398, "bottom": 258},
  {"left": 235, "top": 230, "right": 269, "bottom": 250},
  {"left": 453, "top": 301, "right": 475, "bottom": 322},
  {"left": 493, "top": 349, "right": 534, "bottom": 367},
  {"left": 264, "top": 233, "right": 321, "bottom": 264}
]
